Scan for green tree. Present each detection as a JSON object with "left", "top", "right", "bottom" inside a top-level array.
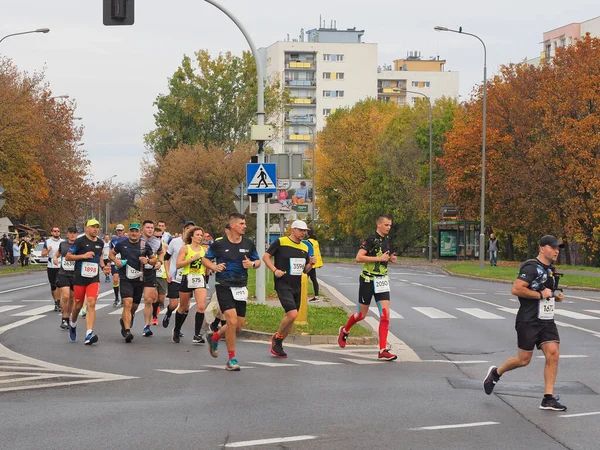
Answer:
[{"left": 144, "top": 50, "right": 286, "bottom": 157}]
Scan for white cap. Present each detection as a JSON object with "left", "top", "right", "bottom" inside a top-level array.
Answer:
[
  {"left": 116, "top": 224, "right": 125, "bottom": 231},
  {"left": 291, "top": 220, "right": 308, "bottom": 230}
]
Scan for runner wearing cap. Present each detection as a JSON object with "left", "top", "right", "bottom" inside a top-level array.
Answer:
[
  {"left": 41, "top": 226, "right": 64, "bottom": 312},
  {"left": 263, "top": 219, "right": 316, "bottom": 358},
  {"left": 163, "top": 221, "right": 196, "bottom": 331},
  {"left": 484, "top": 235, "right": 567, "bottom": 411},
  {"left": 110, "top": 224, "right": 127, "bottom": 307},
  {"left": 54, "top": 227, "right": 78, "bottom": 330},
  {"left": 109, "top": 223, "right": 155, "bottom": 343},
  {"left": 66, "top": 219, "right": 108, "bottom": 345}
]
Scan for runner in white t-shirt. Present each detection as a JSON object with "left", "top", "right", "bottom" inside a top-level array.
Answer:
[{"left": 41, "top": 226, "right": 64, "bottom": 312}]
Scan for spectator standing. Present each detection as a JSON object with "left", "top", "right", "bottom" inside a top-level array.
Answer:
[{"left": 489, "top": 233, "right": 499, "bottom": 266}]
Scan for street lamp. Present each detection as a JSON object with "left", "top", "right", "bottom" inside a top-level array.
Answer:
[
  {"left": 0, "top": 28, "right": 50, "bottom": 44},
  {"left": 394, "top": 88, "right": 433, "bottom": 262},
  {"left": 202, "top": 0, "right": 267, "bottom": 303},
  {"left": 97, "top": 175, "right": 117, "bottom": 233},
  {"left": 434, "top": 26, "right": 487, "bottom": 268}
]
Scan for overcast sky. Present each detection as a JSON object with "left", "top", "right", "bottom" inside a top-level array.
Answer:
[{"left": 2, "top": 0, "right": 597, "bottom": 184}]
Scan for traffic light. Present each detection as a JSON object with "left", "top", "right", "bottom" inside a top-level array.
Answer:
[{"left": 103, "top": 0, "right": 135, "bottom": 26}]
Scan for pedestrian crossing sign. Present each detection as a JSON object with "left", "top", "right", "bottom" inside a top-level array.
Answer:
[{"left": 247, "top": 163, "right": 277, "bottom": 194}]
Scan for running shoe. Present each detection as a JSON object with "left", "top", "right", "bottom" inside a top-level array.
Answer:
[
  {"left": 226, "top": 357, "right": 241, "bottom": 371},
  {"left": 337, "top": 326, "right": 349, "bottom": 348},
  {"left": 483, "top": 366, "right": 500, "bottom": 395},
  {"left": 377, "top": 348, "right": 398, "bottom": 361},
  {"left": 142, "top": 325, "right": 153, "bottom": 337},
  {"left": 60, "top": 318, "right": 69, "bottom": 330},
  {"left": 125, "top": 330, "right": 134, "bottom": 343},
  {"left": 179, "top": 331, "right": 185, "bottom": 337},
  {"left": 81, "top": 306, "right": 87, "bottom": 318},
  {"left": 540, "top": 395, "right": 567, "bottom": 411},
  {"left": 84, "top": 332, "right": 98, "bottom": 345},
  {"left": 112, "top": 299, "right": 119, "bottom": 308},
  {"left": 172, "top": 328, "right": 180, "bottom": 343},
  {"left": 151, "top": 317, "right": 158, "bottom": 326},
  {"left": 192, "top": 334, "right": 206, "bottom": 344},
  {"left": 162, "top": 313, "right": 170, "bottom": 328},
  {"left": 308, "top": 296, "right": 320, "bottom": 303},
  {"left": 54, "top": 301, "right": 60, "bottom": 312},
  {"left": 119, "top": 318, "right": 127, "bottom": 337},
  {"left": 209, "top": 321, "right": 219, "bottom": 333},
  {"left": 270, "top": 335, "right": 287, "bottom": 358},
  {"left": 206, "top": 331, "right": 219, "bottom": 358},
  {"left": 118, "top": 300, "right": 124, "bottom": 307},
  {"left": 69, "top": 324, "right": 77, "bottom": 341}
]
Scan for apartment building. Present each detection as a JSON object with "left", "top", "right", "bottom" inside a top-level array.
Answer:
[
  {"left": 377, "top": 52, "right": 459, "bottom": 106},
  {"left": 259, "top": 24, "right": 378, "bottom": 155}
]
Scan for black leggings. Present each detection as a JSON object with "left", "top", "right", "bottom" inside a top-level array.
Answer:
[{"left": 307, "top": 268, "right": 319, "bottom": 296}]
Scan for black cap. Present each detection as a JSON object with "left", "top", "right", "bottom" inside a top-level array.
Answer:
[
  {"left": 183, "top": 220, "right": 196, "bottom": 228},
  {"left": 67, "top": 226, "right": 78, "bottom": 233},
  {"left": 540, "top": 235, "right": 564, "bottom": 248}
]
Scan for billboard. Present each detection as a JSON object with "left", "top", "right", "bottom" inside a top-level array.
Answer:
[{"left": 439, "top": 230, "right": 457, "bottom": 257}]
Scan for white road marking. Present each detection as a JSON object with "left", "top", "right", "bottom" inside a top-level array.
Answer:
[
  {"left": 0, "top": 283, "right": 46, "bottom": 295},
  {"left": 0, "top": 316, "right": 44, "bottom": 334},
  {"left": 411, "top": 421, "right": 499, "bottom": 431},
  {"left": 341, "top": 358, "right": 383, "bottom": 365},
  {"left": 585, "top": 310, "right": 600, "bottom": 315},
  {"left": 456, "top": 308, "right": 504, "bottom": 319},
  {"left": 202, "top": 364, "right": 255, "bottom": 370},
  {"left": 412, "top": 307, "right": 456, "bottom": 319},
  {"left": 554, "top": 310, "right": 600, "bottom": 320},
  {"left": 564, "top": 294, "right": 600, "bottom": 304},
  {"left": 294, "top": 359, "right": 342, "bottom": 366},
  {"left": 363, "top": 316, "right": 421, "bottom": 362},
  {"left": 369, "top": 307, "right": 403, "bottom": 318},
  {"left": 155, "top": 369, "right": 208, "bottom": 374},
  {"left": 498, "top": 307, "right": 518, "bottom": 314},
  {"left": 560, "top": 411, "right": 600, "bottom": 418},
  {"left": 248, "top": 361, "right": 299, "bottom": 367},
  {"left": 0, "top": 305, "right": 25, "bottom": 313},
  {"left": 536, "top": 355, "right": 587, "bottom": 359},
  {"left": 421, "top": 360, "right": 489, "bottom": 364},
  {"left": 12, "top": 305, "right": 55, "bottom": 316},
  {"left": 224, "top": 435, "right": 317, "bottom": 448}
]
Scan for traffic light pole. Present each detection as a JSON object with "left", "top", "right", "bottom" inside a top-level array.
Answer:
[{"left": 202, "top": 0, "right": 266, "bottom": 304}]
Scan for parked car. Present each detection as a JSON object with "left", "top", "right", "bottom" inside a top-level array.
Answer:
[{"left": 30, "top": 243, "right": 48, "bottom": 265}]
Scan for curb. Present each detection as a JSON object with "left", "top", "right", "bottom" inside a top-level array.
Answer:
[{"left": 238, "top": 328, "right": 377, "bottom": 346}]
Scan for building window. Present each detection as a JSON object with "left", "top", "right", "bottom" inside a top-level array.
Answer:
[
  {"left": 323, "top": 72, "right": 331, "bottom": 79},
  {"left": 323, "top": 54, "right": 331, "bottom": 61},
  {"left": 424, "top": 81, "right": 430, "bottom": 87},
  {"left": 335, "top": 90, "right": 344, "bottom": 98},
  {"left": 323, "top": 108, "right": 331, "bottom": 116},
  {"left": 335, "top": 72, "right": 344, "bottom": 80},
  {"left": 324, "top": 53, "right": 344, "bottom": 62},
  {"left": 323, "top": 90, "right": 331, "bottom": 97},
  {"left": 412, "top": 81, "right": 419, "bottom": 87}
]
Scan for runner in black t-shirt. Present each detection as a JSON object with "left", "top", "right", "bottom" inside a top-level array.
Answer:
[
  {"left": 65, "top": 219, "right": 108, "bottom": 345},
  {"left": 110, "top": 223, "right": 155, "bottom": 343},
  {"left": 203, "top": 213, "right": 260, "bottom": 371},
  {"left": 54, "top": 227, "right": 78, "bottom": 330},
  {"left": 484, "top": 235, "right": 567, "bottom": 411},
  {"left": 263, "top": 219, "right": 315, "bottom": 358},
  {"left": 337, "top": 214, "right": 398, "bottom": 361}
]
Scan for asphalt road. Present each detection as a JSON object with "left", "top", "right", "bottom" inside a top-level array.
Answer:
[{"left": 0, "top": 266, "right": 599, "bottom": 449}]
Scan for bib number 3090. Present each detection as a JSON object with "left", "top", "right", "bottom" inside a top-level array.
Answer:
[{"left": 373, "top": 276, "right": 390, "bottom": 294}]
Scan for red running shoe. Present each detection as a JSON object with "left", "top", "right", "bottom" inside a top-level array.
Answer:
[
  {"left": 378, "top": 349, "right": 398, "bottom": 361},
  {"left": 337, "top": 326, "right": 348, "bottom": 348}
]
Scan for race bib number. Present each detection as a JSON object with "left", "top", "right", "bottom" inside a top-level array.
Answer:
[
  {"left": 175, "top": 268, "right": 183, "bottom": 283},
  {"left": 538, "top": 297, "right": 555, "bottom": 320},
  {"left": 144, "top": 262, "right": 153, "bottom": 269},
  {"left": 126, "top": 265, "right": 142, "bottom": 280},
  {"left": 156, "top": 265, "right": 165, "bottom": 278},
  {"left": 373, "top": 276, "right": 390, "bottom": 294},
  {"left": 289, "top": 258, "right": 306, "bottom": 276},
  {"left": 188, "top": 274, "right": 205, "bottom": 289},
  {"left": 62, "top": 258, "right": 75, "bottom": 272},
  {"left": 81, "top": 261, "right": 99, "bottom": 278},
  {"left": 231, "top": 286, "right": 248, "bottom": 302}
]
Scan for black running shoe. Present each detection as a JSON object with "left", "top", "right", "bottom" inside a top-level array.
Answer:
[
  {"left": 192, "top": 334, "right": 206, "bottom": 344},
  {"left": 162, "top": 313, "right": 170, "bottom": 328},
  {"left": 540, "top": 395, "right": 567, "bottom": 411},
  {"left": 113, "top": 299, "right": 119, "bottom": 308},
  {"left": 172, "top": 329, "right": 180, "bottom": 343},
  {"left": 209, "top": 322, "right": 219, "bottom": 333},
  {"left": 483, "top": 366, "right": 500, "bottom": 395},
  {"left": 54, "top": 301, "right": 60, "bottom": 312},
  {"left": 142, "top": 325, "right": 153, "bottom": 337},
  {"left": 60, "top": 319, "right": 69, "bottom": 330},
  {"left": 119, "top": 318, "right": 126, "bottom": 337},
  {"left": 270, "top": 335, "right": 287, "bottom": 358},
  {"left": 125, "top": 330, "right": 134, "bottom": 343}
]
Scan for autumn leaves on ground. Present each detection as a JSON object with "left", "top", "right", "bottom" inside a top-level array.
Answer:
[{"left": 3, "top": 37, "right": 600, "bottom": 264}]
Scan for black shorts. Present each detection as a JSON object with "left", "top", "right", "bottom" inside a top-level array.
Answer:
[
  {"left": 120, "top": 278, "right": 144, "bottom": 305},
  {"left": 55, "top": 273, "right": 74, "bottom": 290},
  {"left": 516, "top": 320, "right": 560, "bottom": 352},
  {"left": 47, "top": 267, "right": 60, "bottom": 291},
  {"left": 143, "top": 272, "right": 157, "bottom": 288},
  {"left": 215, "top": 285, "right": 247, "bottom": 317},
  {"left": 275, "top": 282, "right": 301, "bottom": 313},
  {"left": 168, "top": 281, "right": 181, "bottom": 299},
  {"left": 358, "top": 275, "right": 390, "bottom": 305},
  {"left": 179, "top": 274, "right": 206, "bottom": 293},
  {"left": 111, "top": 265, "right": 119, "bottom": 275}
]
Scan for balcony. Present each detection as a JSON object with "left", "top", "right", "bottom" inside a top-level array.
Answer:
[
  {"left": 285, "top": 114, "right": 315, "bottom": 124},
  {"left": 285, "top": 134, "right": 312, "bottom": 141},
  {"left": 285, "top": 80, "right": 316, "bottom": 87},
  {"left": 285, "top": 61, "right": 315, "bottom": 70},
  {"left": 378, "top": 87, "right": 405, "bottom": 94},
  {"left": 288, "top": 97, "right": 316, "bottom": 105}
]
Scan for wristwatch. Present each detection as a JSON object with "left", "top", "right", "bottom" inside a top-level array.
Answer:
[{"left": 539, "top": 291, "right": 544, "bottom": 300}]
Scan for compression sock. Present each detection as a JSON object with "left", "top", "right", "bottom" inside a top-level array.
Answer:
[
  {"left": 113, "top": 285, "right": 119, "bottom": 299},
  {"left": 344, "top": 312, "right": 363, "bottom": 333},
  {"left": 195, "top": 312, "right": 205, "bottom": 335},
  {"left": 152, "top": 302, "right": 160, "bottom": 318},
  {"left": 212, "top": 331, "right": 220, "bottom": 342},
  {"left": 228, "top": 350, "right": 236, "bottom": 360},
  {"left": 378, "top": 308, "right": 390, "bottom": 350}
]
